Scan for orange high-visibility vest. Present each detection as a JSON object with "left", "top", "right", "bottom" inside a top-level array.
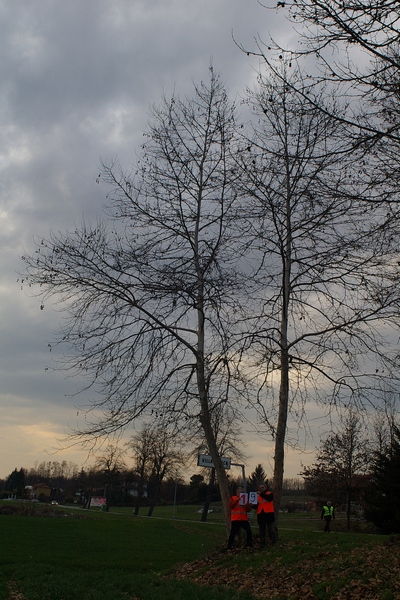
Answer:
[
  {"left": 257, "top": 492, "right": 274, "bottom": 515},
  {"left": 230, "top": 495, "right": 249, "bottom": 521}
]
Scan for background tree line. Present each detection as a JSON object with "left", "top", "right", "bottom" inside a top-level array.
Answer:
[
  {"left": 301, "top": 408, "right": 400, "bottom": 534},
  {"left": 3, "top": 407, "right": 400, "bottom": 534},
  {"left": 0, "top": 457, "right": 303, "bottom": 510}
]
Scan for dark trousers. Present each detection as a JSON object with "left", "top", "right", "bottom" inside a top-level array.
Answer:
[
  {"left": 227, "top": 519, "right": 253, "bottom": 548},
  {"left": 257, "top": 511, "right": 277, "bottom": 544},
  {"left": 323, "top": 516, "right": 332, "bottom": 532}
]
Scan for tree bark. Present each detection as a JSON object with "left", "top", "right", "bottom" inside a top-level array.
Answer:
[{"left": 201, "top": 467, "right": 215, "bottom": 522}]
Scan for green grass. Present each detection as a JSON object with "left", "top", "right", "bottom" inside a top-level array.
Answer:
[
  {"left": 0, "top": 503, "right": 250, "bottom": 600},
  {"left": 0, "top": 501, "right": 396, "bottom": 600}
]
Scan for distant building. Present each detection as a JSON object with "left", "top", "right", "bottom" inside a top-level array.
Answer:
[{"left": 30, "top": 483, "right": 52, "bottom": 499}]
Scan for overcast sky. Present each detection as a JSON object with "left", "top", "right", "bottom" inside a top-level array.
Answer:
[{"left": 0, "top": 0, "right": 320, "bottom": 481}]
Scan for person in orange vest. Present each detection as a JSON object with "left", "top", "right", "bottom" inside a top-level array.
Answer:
[
  {"left": 227, "top": 486, "right": 253, "bottom": 550},
  {"left": 256, "top": 482, "right": 277, "bottom": 546}
]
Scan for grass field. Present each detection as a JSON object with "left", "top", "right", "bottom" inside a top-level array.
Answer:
[
  {"left": 0, "top": 501, "right": 398, "bottom": 600},
  {"left": 100, "top": 502, "right": 371, "bottom": 533}
]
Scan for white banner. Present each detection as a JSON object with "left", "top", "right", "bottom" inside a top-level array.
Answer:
[{"left": 91, "top": 496, "right": 106, "bottom": 507}]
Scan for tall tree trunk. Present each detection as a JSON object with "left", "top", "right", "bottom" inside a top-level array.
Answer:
[
  {"left": 273, "top": 355, "right": 289, "bottom": 527},
  {"left": 147, "top": 501, "right": 156, "bottom": 517},
  {"left": 147, "top": 475, "right": 162, "bottom": 517},
  {"left": 196, "top": 316, "right": 231, "bottom": 531},
  {"left": 346, "top": 491, "right": 351, "bottom": 532},
  {"left": 195, "top": 215, "right": 231, "bottom": 533},
  {"left": 134, "top": 469, "right": 147, "bottom": 515},
  {"left": 273, "top": 172, "right": 292, "bottom": 526},
  {"left": 197, "top": 365, "right": 231, "bottom": 532}
]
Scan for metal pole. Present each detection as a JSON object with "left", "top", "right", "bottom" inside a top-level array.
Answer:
[
  {"left": 231, "top": 463, "right": 246, "bottom": 492},
  {"left": 172, "top": 480, "right": 178, "bottom": 519}
]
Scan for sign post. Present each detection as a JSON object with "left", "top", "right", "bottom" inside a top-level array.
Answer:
[
  {"left": 197, "top": 455, "right": 248, "bottom": 491},
  {"left": 231, "top": 462, "right": 247, "bottom": 492},
  {"left": 197, "top": 454, "right": 231, "bottom": 470}
]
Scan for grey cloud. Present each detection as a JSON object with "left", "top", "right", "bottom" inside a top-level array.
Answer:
[{"left": 1, "top": 0, "right": 302, "bottom": 477}]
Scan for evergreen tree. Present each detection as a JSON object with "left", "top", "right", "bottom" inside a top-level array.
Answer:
[
  {"left": 6, "top": 468, "right": 26, "bottom": 497},
  {"left": 247, "top": 464, "right": 268, "bottom": 491},
  {"left": 365, "top": 426, "right": 400, "bottom": 534}
]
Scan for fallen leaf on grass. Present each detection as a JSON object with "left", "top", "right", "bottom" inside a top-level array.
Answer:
[
  {"left": 169, "top": 541, "right": 400, "bottom": 599},
  {"left": 7, "top": 581, "right": 27, "bottom": 600}
]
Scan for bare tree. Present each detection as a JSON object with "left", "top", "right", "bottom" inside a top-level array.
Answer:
[
  {"left": 145, "top": 427, "right": 186, "bottom": 517},
  {"left": 278, "top": 1, "right": 399, "bottom": 80},
  {"left": 127, "top": 422, "right": 185, "bottom": 516},
  {"left": 190, "top": 404, "right": 248, "bottom": 521},
  {"left": 93, "top": 444, "right": 128, "bottom": 508},
  {"left": 127, "top": 424, "right": 154, "bottom": 515},
  {"left": 21, "top": 68, "right": 245, "bottom": 529},
  {"left": 237, "top": 65, "right": 400, "bottom": 519},
  {"left": 93, "top": 444, "right": 128, "bottom": 477},
  {"left": 370, "top": 389, "right": 399, "bottom": 454},
  {"left": 256, "top": 1, "right": 400, "bottom": 142},
  {"left": 251, "top": 2, "right": 400, "bottom": 216},
  {"left": 239, "top": 2, "right": 400, "bottom": 244}
]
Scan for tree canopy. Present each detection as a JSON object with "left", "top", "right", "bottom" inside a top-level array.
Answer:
[{"left": 364, "top": 425, "right": 400, "bottom": 534}]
